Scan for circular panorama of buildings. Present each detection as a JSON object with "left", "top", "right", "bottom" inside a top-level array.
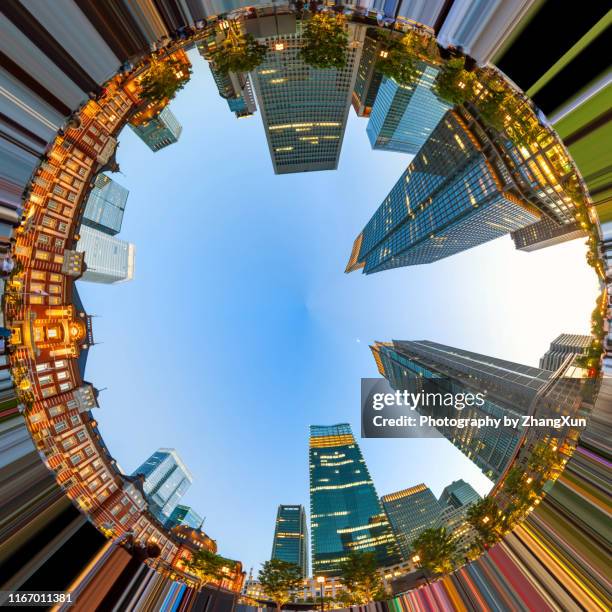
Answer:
[{"left": 0, "top": 4, "right": 610, "bottom": 610}]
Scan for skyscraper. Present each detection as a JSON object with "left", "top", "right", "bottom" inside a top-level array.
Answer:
[
  {"left": 438, "top": 480, "right": 481, "bottom": 509},
  {"left": 82, "top": 174, "right": 128, "bottom": 236},
  {"left": 366, "top": 65, "right": 452, "bottom": 154},
  {"left": 347, "top": 104, "right": 577, "bottom": 274},
  {"left": 165, "top": 505, "right": 203, "bottom": 530},
  {"left": 380, "top": 484, "right": 441, "bottom": 560},
  {"left": 271, "top": 504, "right": 308, "bottom": 577},
  {"left": 309, "top": 424, "right": 400, "bottom": 577},
  {"left": 539, "top": 334, "right": 592, "bottom": 371},
  {"left": 511, "top": 217, "right": 587, "bottom": 252},
  {"left": 352, "top": 32, "right": 384, "bottom": 118},
  {"left": 77, "top": 225, "right": 135, "bottom": 284},
  {"left": 207, "top": 62, "right": 257, "bottom": 118},
  {"left": 371, "top": 340, "right": 553, "bottom": 480},
  {"left": 130, "top": 107, "right": 182, "bottom": 152},
  {"left": 132, "top": 448, "right": 193, "bottom": 521},
  {"left": 249, "top": 19, "right": 365, "bottom": 174}
]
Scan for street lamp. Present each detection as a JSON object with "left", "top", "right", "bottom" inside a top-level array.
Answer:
[{"left": 316, "top": 576, "right": 325, "bottom": 612}]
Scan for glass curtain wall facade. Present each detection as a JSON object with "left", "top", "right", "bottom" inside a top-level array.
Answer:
[
  {"left": 347, "top": 103, "right": 579, "bottom": 274},
  {"left": 371, "top": 341, "right": 553, "bottom": 480},
  {"left": 352, "top": 32, "right": 384, "bottom": 117},
  {"left": 129, "top": 107, "right": 182, "bottom": 152},
  {"left": 250, "top": 23, "right": 364, "bottom": 174},
  {"left": 271, "top": 504, "right": 309, "bottom": 577},
  {"left": 132, "top": 448, "right": 193, "bottom": 521},
  {"left": 165, "top": 505, "right": 203, "bottom": 529},
  {"left": 438, "top": 479, "right": 481, "bottom": 509},
  {"left": 77, "top": 225, "right": 135, "bottom": 284},
  {"left": 381, "top": 484, "right": 441, "bottom": 560},
  {"left": 82, "top": 173, "right": 128, "bottom": 235},
  {"left": 309, "top": 424, "right": 401, "bottom": 577},
  {"left": 366, "top": 64, "right": 452, "bottom": 153}
]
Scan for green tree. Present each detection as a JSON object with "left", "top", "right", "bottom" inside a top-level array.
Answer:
[
  {"left": 184, "top": 549, "right": 228, "bottom": 588},
  {"left": 476, "top": 79, "right": 507, "bottom": 132},
  {"left": 467, "top": 497, "right": 503, "bottom": 546},
  {"left": 139, "top": 59, "right": 192, "bottom": 104},
  {"left": 301, "top": 13, "right": 348, "bottom": 69},
  {"left": 211, "top": 27, "right": 267, "bottom": 75},
  {"left": 376, "top": 32, "right": 420, "bottom": 86},
  {"left": 412, "top": 527, "right": 457, "bottom": 575},
  {"left": 338, "top": 551, "right": 386, "bottom": 604},
  {"left": 503, "top": 466, "right": 532, "bottom": 503},
  {"left": 258, "top": 560, "right": 303, "bottom": 612},
  {"left": 527, "top": 441, "right": 559, "bottom": 479},
  {"left": 433, "top": 57, "right": 475, "bottom": 105}
]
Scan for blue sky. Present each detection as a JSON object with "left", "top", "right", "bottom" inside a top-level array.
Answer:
[{"left": 77, "top": 51, "right": 599, "bottom": 574}]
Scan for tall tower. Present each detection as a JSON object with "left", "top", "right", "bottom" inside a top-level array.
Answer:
[
  {"left": 82, "top": 173, "right": 128, "bottom": 236},
  {"left": 381, "top": 484, "right": 441, "bottom": 560},
  {"left": 438, "top": 479, "right": 481, "bottom": 509},
  {"left": 347, "top": 104, "right": 577, "bottom": 274},
  {"left": 249, "top": 20, "right": 365, "bottom": 174},
  {"left": 366, "top": 65, "right": 452, "bottom": 154},
  {"left": 309, "top": 424, "right": 400, "bottom": 577},
  {"left": 132, "top": 448, "right": 193, "bottom": 521},
  {"left": 539, "top": 333, "right": 592, "bottom": 371},
  {"left": 371, "top": 341, "right": 554, "bottom": 480},
  {"left": 271, "top": 504, "right": 309, "bottom": 577},
  {"left": 129, "top": 107, "right": 182, "bottom": 152},
  {"left": 77, "top": 225, "right": 135, "bottom": 284}
]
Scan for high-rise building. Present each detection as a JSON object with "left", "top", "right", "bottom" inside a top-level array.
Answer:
[
  {"left": 366, "top": 65, "right": 452, "bottom": 154},
  {"left": 207, "top": 61, "right": 257, "bottom": 118},
  {"left": 346, "top": 105, "right": 577, "bottom": 274},
  {"left": 132, "top": 448, "right": 193, "bottom": 521},
  {"left": 371, "top": 340, "right": 553, "bottom": 480},
  {"left": 249, "top": 19, "right": 365, "bottom": 174},
  {"left": 438, "top": 480, "right": 481, "bottom": 509},
  {"left": 271, "top": 504, "right": 309, "bottom": 577},
  {"left": 82, "top": 174, "right": 128, "bottom": 236},
  {"left": 309, "top": 424, "right": 400, "bottom": 576},
  {"left": 381, "top": 484, "right": 441, "bottom": 560},
  {"left": 77, "top": 225, "right": 135, "bottom": 284},
  {"left": 130, "top": 107, "right": 182, "bottom": 152},
  {"left": 352, "top": 32, "right": 384, "bottom": 118},
  {"left": 165, "top": 505, "right": 203, "bottom": 530},
  {"left": 511, "top": 217, "right": 587, "bottom": 252},
  {"left": 539, "top": 334, "right": 592, "bottom": 371}
]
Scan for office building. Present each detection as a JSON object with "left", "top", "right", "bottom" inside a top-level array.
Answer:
[
  {"left": 381, "top": 484, "right": 441, "bottom": 560},
  {"left": 366, "top": 65, "right": 452, "bottom": 153},
  {"left": 77, "top": 225, "right": 135, "bottom": 284},
  {"left": 347, "top": 104, "right": 578, "bottom": 274},
  {"left": 82, "top": 173, "right": 128, "bottom": 236},
  {"left": 132, "top": 448, "right": 193, "bottom": 520},
  {"left": 165, "top": 505, "right": 203, "bottom": 530},
  {"left": 439, "top": 480, "right": 481, "bottom": 509},
  {"left": 371, "top": 340, "right": 554, "bottom": 480},
  {"left": 539, "top": 334, "right": 592, "bottom": 371},
  {"left": 249, "top": 18, "right": 365, "bottom": 174},
  {"left": 271, "top": 505, "right": 308, "bottom": 577},
  {"left": 208, "top": 62, "right": 257, "bottom": 118},
  {"left": 309, "top": 424, "right": 401, "bottom": 576},
  {"left": 352, "top": 33, "right": 385, "bottom": 117},
  {"left": 511, "top": 217, "right": 587, "bottom": 252},
  {"left": 130, "top": 107, "right": 182, "bottom": 152}
]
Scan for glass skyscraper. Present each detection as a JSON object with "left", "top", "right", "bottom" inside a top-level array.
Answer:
[
  {"left": 250, "top": 21, "right": 364, "bottom": 174},
  {"left": 271, "top": 504, "right": 309, "bottom": 577},
  {"left": 82, "top": 173, "right": 128, "bottom": 236},
  {"left": 77, "top": 225, "right": 135, "bottom": 284},
  {"left": 309, "top": 424, "right": 401, "bottom": 577},
  {"left": 347, "top": 105, "right": 578, "bottom": 274},
  {"left": 381, "top": 484, "right": 441, "bottom": 560},
  {"left": 371, "top": 341, "right": 554, "bottom": 480},
  {"left": 438, "top": 479, "right": 481, "bottom": 509},
  {"left": 130, "top": 107, "right": 182, "bottom": 152},
  {"left": 366, "top": 64, "right": 452, "bottom": 154},
  {"left": 352, "top": 32, "right": 384, "bottom": 118},
  {"left": 132, "top": 448, "right": 193, "bottom": 521},
  {"left": 165, "top": 504, "right": 203, "bottom": 530}
]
